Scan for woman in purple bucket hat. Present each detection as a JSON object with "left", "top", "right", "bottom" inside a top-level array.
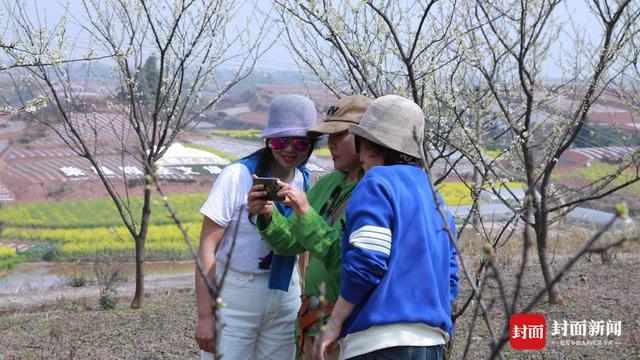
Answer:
[{"left": 196, "top": 94, "right": 317, "bottom": 359}]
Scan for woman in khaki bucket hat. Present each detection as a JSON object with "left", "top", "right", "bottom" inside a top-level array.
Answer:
[
  {"left": 248, "top": 95, "right": 373, "bottom": 360},
  {"left": 314, "top": 95, "right": 460, "bottom": 360}
]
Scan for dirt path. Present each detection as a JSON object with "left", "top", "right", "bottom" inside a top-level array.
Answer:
[
  {"left": 0, "top": 274, "right": 192, "bottom": 315},
  {"left": 1, "top": 255, "right": 639, "bottom": 359}
]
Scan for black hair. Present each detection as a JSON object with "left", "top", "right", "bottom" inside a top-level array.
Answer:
[{"left": 354, "top": 135, "right": 424, "bottom": 167}]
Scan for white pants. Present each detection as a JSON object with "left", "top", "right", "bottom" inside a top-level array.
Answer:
[{"left": 201, "top": 264, "right": 301, "bottom": 360}]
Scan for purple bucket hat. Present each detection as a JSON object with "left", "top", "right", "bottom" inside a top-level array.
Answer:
[{"left": 261, "top": 94, "right": 318, "bottom": 139}]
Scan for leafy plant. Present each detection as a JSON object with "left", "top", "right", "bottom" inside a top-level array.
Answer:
[
  {"left": 98, "top": 270, "right": 120, "bottom": 310},
  {"left": 68, "top": 273, "right": 88, "bottom": 288}
]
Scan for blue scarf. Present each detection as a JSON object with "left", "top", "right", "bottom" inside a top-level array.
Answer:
[{"left": 239, "top": 152, "right": 310, "bottom": 291}]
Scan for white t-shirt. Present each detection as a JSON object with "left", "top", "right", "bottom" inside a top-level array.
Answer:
[{"left": 200, "top": 162, "right": 305, "bottom": 274}]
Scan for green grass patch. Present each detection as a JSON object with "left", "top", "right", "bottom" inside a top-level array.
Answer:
[
  {"left": 437, "top": 181, "right": 525, "bottom": 206},
  {"left": 0, "top": 193, "right": 209, "bottom": 262},
  {"left": 3, "top": 223, "right": 201, "bottom": 262},
  {"left": 553, "top": 162, "right": 640, "bottom": 195},
  {"left": 553, "top": 162, "right": 637, "bottom": 183},
  {"left": 437, "top": 182, "right": 474, "bottom": 206},
  {"left": 0, "top": 245, "right": 16, "bottom": 258},
  {"left": 184, "top": 143, "right": 237, "bottom": 161},
  {"left": 0, "top": 192, "right": 208, "bottom": 229},
  {"left": 484, "top": 149, "right": 504, "bottom": 159},
  {"left": 211, "top": 128, "right": 262, "bottom": 142},
  {"left": 0, "top": 245, "right": 23, "bottom": 272}
]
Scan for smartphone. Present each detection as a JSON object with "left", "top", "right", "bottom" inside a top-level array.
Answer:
[{"left": 252, "top": 177, "right": 284, "bottom": 201}]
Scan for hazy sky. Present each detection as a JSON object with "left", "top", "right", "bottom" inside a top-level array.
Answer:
[
  {"left": 15, "top": 0, "right": 298, "bottom": 70},
  {"left": 12, "top": 0, "right": 604, "bottom": 76}
]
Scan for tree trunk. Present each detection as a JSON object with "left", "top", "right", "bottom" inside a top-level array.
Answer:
[
  {"left": 131, "top": 236, "right": 145, "bottom": 309},
  {"left": 472, "top": 166, "right": 482, "bottom": 233},
  {"left": 131, "top": 169, "right": 153, "bottom": 309},
  {"left": 535, "top": 224, "right": 564, "bottom": 305}
]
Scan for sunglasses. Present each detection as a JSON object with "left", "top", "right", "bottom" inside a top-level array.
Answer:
[{"left": 268, "top": 137, "right": 312, "bottom": 152}]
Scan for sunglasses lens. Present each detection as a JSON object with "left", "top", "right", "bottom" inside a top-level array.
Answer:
[
  {"left": 269, "top": 137, "right": 287, "bottom": 150},
  {"left": 292, "top": 139, "right": 311, "bottom": 152}
]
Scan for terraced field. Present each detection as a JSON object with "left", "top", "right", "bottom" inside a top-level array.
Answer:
[{"left": 0, "top": 193, "right": 207, "bottom": 267}]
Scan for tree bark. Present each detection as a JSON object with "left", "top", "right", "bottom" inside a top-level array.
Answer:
[
  {"left": 535, "top": 217, "right": 564, "bottom": 305},
  {"left": 131, "top": 236, "right": 146, "bottom": 309},
  {"left": 472, "top": 166, "right": 482, "bottom": 233},
  {"left": 131, "top": 168, "right": 153, "bottom": 309}
]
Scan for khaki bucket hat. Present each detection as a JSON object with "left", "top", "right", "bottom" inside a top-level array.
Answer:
[
  {"left": 348, "top": 95, "right": 425, "bottom": 160},
  {"left": 307, "top": 95, "right": 373, "bottom": 137}
]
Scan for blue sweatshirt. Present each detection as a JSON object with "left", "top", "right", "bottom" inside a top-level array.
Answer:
[{"left": 339, "top": 164, "right": 459, "bottom": 340}]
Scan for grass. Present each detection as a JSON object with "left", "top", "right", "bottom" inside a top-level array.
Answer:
[
  {"left": 211, "top": 128, "right": 262, "bottom": 142},
  {"left": 0, "top": 193, "right": 208, "bottom": 262},
  {"left": 0, "top": 245, "right": 21, "bottom": 272},
  {"left": 0, "top": 245, "right": 16, "bottom": 258},
  {"left": 437, "top": 181, "right": 525, "bottom": 206},
  {"left": 0, "top": 192, "right": 208, "bottom": 229},
  {"left": 553, "top": 162, "right": 640, "bottom": 191},
  {"left": 2, "top": 224, "right": 201, "bottom": 261},
  {"left": 483, "top": 149, "right": 505, "bottom": 159},
  {"left": 438, "top": 182, "right": 474, "bottom": 206},
  {"left": 184, "top": 143, "right": 237, "bottom": 161}
]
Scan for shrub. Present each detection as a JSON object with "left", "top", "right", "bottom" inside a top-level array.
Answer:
[
  {"left": 0, "top": 246, "right": 19, "bottom": 272},
  {"left": 99, "top": 287, "right": 117, "bottom": 310},
  {"left": 0, "top": 245, "right": 16, "bottom": 258},
  {"left": 98, "top": 271, "right": 120, "bottom": 310},
  {"left": 68, "top": 273, "right": 87, "bottom": 287}
]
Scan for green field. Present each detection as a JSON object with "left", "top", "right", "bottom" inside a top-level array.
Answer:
[
  {"left": 211, "top": 128, "right": 262, "bottom": 142},
  {"left": 3, "top": 224, "right": 201, "bottom": 261},
  {"left": 553, "top": 162, "right": 640, "bottom": 191},
  {"left": 437, "top": 181, "right": 525, "bottom": 206},
  {"left": 0, "top": 193, "right": 208, "bottom": 263},
  {"left": 0, "top": 193, "right": 207, "bottom": 228}
]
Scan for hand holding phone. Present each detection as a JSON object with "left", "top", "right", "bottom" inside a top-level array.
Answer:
[{"left": 252, "top": 177, "right": 285, "bottom": 202}]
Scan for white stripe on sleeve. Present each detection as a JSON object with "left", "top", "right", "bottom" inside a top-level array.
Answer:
[{"left": 349, "top": 225, "right": 392, "bottom": 256}]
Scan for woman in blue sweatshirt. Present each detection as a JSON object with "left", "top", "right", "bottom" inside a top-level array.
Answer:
[{"left": 314, "top": 95, "right": 459, "bottom": 360}]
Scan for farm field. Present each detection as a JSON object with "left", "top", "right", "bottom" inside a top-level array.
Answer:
[
  {"left": 436, "top": 181, "right": 525, "bottom": 206},
  {"left": 0, "top": 193, "right": 207, "bottom": 268},
  {"left": 0, "top": 193, "right": 207, "bottom": 228},
  {"left": 551, "top": 162, "right": 640, "bottom": 216},
  {"left": 210, "top": 128, "right": 262, "bottom": 142}
]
